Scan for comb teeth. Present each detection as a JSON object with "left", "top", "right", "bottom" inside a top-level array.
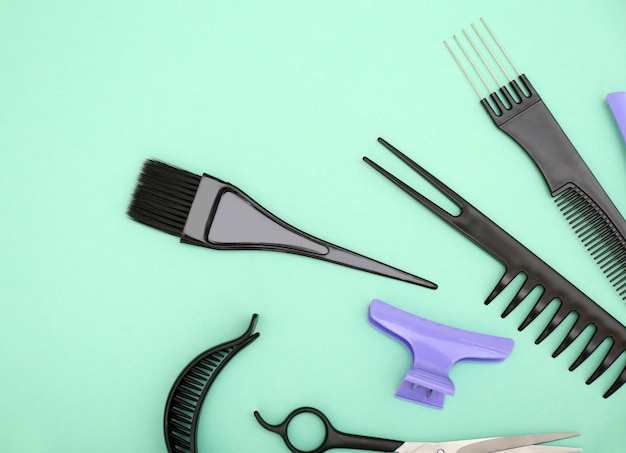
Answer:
[
  {"left": 491, "top": 277, "right": 626, "bottom": 396},
  {"left": 553, "top": 319, "right": 586, "bottom": 358},
  {"left": 518, "top": 293, "right": 553, "bottom": 331},
  {"left": 484, "top": 270, "right": 516, "bottom": 305},
  {"left": 164, "top": 315, "right": 259, "bottom": 453},
  {"left": 587, "top": 344, "right": 621, "bottom": 384},
  {"left": 534, "top": 307, "right": 571, "bottom": 345},
  {"left": 555, "top": 186, "right": 626, "bottom": 299},
  {"left": 570, "top": 331, "right": 603, "bottom": 371},
  {"left": 127, "top": 159, "right": 201, "bottom": 237},
  {"left": 167, "top": 348, "right": 232, "bottom": 451},
  {"left": 492, "top": 273, "right": 625, "bottom": 392},
  {"left": 502, "top": 278, "right": 537, "bottom": 318}
]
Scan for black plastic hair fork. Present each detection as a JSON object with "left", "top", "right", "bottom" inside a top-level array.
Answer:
[{"left": 364, "top": 137, "right": 626, "bottom": 398}]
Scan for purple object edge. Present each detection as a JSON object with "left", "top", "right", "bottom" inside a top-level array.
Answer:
[{"left": 607, "top": 92, "right": 626, "bottom": 144}]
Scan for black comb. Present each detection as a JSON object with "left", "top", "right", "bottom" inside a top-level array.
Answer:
[
  {"left": 164, "top": 314, "right": 260, "bottom": 453},
  {"left": 445, "top": 19, "right": 626, "bottom": 300},
  {"left": 128, "top": 159, "right": 437, "bottom": 289},
  {"left": 364, "top": 137, "right": 626, "bottom": 398}
]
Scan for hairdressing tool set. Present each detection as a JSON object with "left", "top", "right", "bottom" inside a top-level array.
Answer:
[
  {"left": 164, "top": 315, "right": 259, "bottom": 453},
  {"left": 446, "top": 19, "right": 626, "bottom": 300},
  {"left": 608, "top": 92, "right": 626, "bottom": 144},
  {"left": 368, "top": 299, "right": 514, "bottom": 409},
  {"left": 254, "top": 406, "right": 581, "bottom": 453},
  {"left": 364, "top": 137, "right": 626, "bottom": 399},
  {"left": 124, "top": 18, "right": 619, "bottom": 453},
  {"left": 127, "top": 159, "right": 435, "bottom": 289}
]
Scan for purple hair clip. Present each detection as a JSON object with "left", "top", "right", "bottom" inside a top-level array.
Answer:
[{"left": 368, "top": 299, "right": 514, "bottom": 409}]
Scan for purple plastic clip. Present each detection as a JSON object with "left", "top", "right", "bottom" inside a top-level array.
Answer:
[
  {"left": 607, "top": 92, "right": 626, "bottom": 144},
  {"left": 368, "top": 299, "right": 514, "bottom": 409}
]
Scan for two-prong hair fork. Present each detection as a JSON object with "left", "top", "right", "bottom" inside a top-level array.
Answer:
[
  {"left": 446, "top": 19, "right": 626, "bottom": 301},
  {"left": 364, "top": 138, "right": 626, "bottom": 398}
]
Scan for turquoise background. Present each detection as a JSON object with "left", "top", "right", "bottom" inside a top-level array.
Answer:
[{"left": 1, "top": 1, "right": 625, "bottom": 451}]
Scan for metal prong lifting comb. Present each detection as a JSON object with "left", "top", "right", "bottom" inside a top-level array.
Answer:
[
  {"left": 446, "top": 19, "right": 626, "bottom": 301},
  {"left": 364, "top": 138, "right": 626, "bottom": 398}
]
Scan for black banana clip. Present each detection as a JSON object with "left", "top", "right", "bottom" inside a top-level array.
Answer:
[{"left": 164, "top": 314, "right": 260, "bottom": 453}]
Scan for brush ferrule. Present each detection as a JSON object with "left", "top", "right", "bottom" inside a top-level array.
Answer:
[
  {"left": 181, "top": 174, "right": 228, "bottom": 245},
  {"left": 181, "top": 174, "right": 329, "bottom": 254}
]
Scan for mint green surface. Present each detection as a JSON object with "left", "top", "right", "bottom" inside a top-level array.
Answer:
[{"left": 1, "top": 1, "right": 626, "bottom": 451}]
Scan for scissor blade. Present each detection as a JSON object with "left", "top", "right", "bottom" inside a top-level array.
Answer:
[
  {"left": 397, "top": 433, "right": 580, "bottom": 453},
  {"left": 456, "top": 433, "right": 580, "bottom": 453},
  {"left": 502, "top": 445, "right": 582, "bottom": 453}
]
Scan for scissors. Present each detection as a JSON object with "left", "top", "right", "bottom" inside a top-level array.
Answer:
[{"left": 253, "top": 407, "right": 581, "bottom": 453}]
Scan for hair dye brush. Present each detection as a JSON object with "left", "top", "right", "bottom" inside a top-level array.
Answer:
[{"left": 127, "top": 159, "right": 436, "bottom": 288}]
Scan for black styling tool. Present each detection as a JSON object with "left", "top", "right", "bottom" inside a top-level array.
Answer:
[
  {"left": 164, "top": 314, "right": 260, "bottom": 453},
  {"left": 128, "top": 160, "right": 436, "bottom": 289},
  {"left": 445, "top": 19, "right": 626, "bottom": 300},
  {"left": 364, "top": 138, "right": 626, "bottom": 398}
]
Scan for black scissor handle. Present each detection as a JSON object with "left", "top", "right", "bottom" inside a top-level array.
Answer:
[{"left": 253, "top": 407, "right": 403, "bottom": 453}]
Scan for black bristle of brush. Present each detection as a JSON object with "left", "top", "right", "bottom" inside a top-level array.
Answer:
[{"left": 127, "top": 160, "right": 201, "bottom": 237}]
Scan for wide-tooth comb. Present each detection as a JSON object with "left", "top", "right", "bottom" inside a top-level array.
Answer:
[
  {"left": 445, "top": 19, "right": 626, "bottom": 300},
  {"left": 164, "top": 314, "right": 260, "bottom": 453},
  {"left": 364, "top": 137, "right": 626, "bottom": 398}
]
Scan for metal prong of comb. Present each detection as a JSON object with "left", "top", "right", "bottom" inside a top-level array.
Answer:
[{"left": 445, "top": 18, "right": 530, "bottom": 118}]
